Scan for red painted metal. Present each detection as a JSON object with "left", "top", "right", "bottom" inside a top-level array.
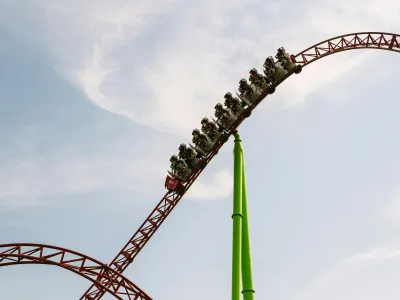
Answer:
[
  {"left": 80, "top": 32, "right": 400, "bottom": 300},
  {"left": 164, "top": 175, "right": 181, "bottom": 192},
  {"left": 293, "top": 32, "right": 400, "bottom": 66},
  {"left": 0, "top": 243, "right": 151, "bottom": 300}
]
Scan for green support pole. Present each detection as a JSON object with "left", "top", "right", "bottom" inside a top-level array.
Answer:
[
  {"left": 241, "top": 154, "right": 255, "bottom": 300},
  {"left": 232, "top": 132, "right": 243, "bottom": 300}
]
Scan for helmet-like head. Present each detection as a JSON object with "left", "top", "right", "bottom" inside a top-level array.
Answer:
[
  {"left": 224, "top": 92, "right": 232, "bottom": 99},
  {"left": 250, "top": 68, "right": 258, "bottom": 76},
  {"left": 192, "top": 129, "right": 200, "bottom": 136},
  {"left": 179, "top": 143, "right": 186, "bottom": 151},
  {"left": 215, "top": 103, "right": 223, "bottom": 110},
  {"left": 201, "top": 117, "right": 209, "bottom": 125},
  {"left": 170, "top": 155, "right": 178, "bottom": 162},
  {"left": 278, "top": 47, "right": 285, "bottom": 53},
  {"left": 224, "top": 97, "right": 232, "bottom": 106},
  {"left": 264, "top": 57, "right": 274, "bottom": 68},
  {"left": 239, "top": 78, "right": 247, "bottom": 85}
]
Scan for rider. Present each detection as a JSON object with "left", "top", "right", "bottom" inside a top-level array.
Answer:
[
  {"left": 224, "top": 92, "right": 245, "bottom": 115},
  {"left": 250, "top": 67, "right": 270, "bottom": 88},
  {"left": 239, "top": 78, "right": 248, "bottom": 90},
  {"left": 275, "top": 47, "right": 292, "bottom": 70},
  {"left": 238, "top": 78, "right": 254, "bottom": 99},
  {"left": 185, "top": 146, "right": 198, "bottom": 162},
  {"left": 178, "top": 143, "right": 187, "bottom": 160},
  {"left": 201, "top": 117, "right": 219, "bottom": 141},
  {"left": 263, "top": 56, "right": 280, "bottom": 82},
  {"left": 170, "top": 155, "right": 188, "bottom": 178},
  {"left": 215, "top": 103, "right": 231, "bottom": 127},
  {"left": 192, "top": 129, "right": 209, "bottom": 151},
  {"left": 249, "top": 68, "right": 259, "bottom": 84},
  {"left": 178, "top": 143, "right": 198, "bottom": 168}
]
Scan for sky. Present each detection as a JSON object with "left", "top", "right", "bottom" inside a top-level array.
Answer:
[{"left": 0, "top": 0, "right": 400, "bottom": 299}]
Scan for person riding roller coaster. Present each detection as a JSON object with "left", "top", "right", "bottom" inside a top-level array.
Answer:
[
  {"left": 214, "top": 103, "right": 232, "bottom": 128},
  {"left": 170, "top": 155, "right": 188, "bottom": 179},
  {"left": 178, "top": 143, "right": 198, "bottom": 169},
  {"left": 178, "top": 143, "right": 187, "bottom": 159},
  {"left": 201, "top": 117, "right": 219, "bottom": 141},
  {"left": 192, "top": 129, "right": 209, "bottom": 152},
  {"left": 224, "top": 92, "right": 245, "bottom": 115},
  {"left": 263, "top": 56, "right": 281, "bottom": 83},
  {"left": 249, "top": 68, "right": 271, "bottom": 89},
  {"left": 238, "top": 78, "right": 254, "bottom": 100},
  {"left": 275, "top": 47, "right": 294, "bottom": 71},
  {"left": 178, "top": 144, "right": 196, "bottom": 160}
]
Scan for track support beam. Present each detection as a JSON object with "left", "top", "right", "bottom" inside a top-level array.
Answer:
[{"left": 232, "top": 132, "right": 255, "bottom": 300}]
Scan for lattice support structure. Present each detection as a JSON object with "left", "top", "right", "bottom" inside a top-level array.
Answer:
[
  {"left": 80, "top": 31, "right": 400, "bottom": 300},
  {"left": 0, "top": 243, "right": 151, "bottom": 300},
  {"left": 294, "top": 32, "right": 400, "bottom": 66}
]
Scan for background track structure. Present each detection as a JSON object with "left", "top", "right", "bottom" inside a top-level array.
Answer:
[
  {"left": 80, "top": 31, "right": 400, "bottom": 300},
  {"left": 0, "top": 243, "right": 151, "bottom": 300}
]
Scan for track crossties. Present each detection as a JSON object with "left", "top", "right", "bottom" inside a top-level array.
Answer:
[{"left": 0, "top": 243, "right": 151, "bottom": 300}]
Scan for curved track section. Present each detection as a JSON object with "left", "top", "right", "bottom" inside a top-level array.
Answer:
[
  {"left": 0, "top": 243, "right": 151, "bottom": 300},
  {"left": 81, "top": 32, "right": 400, "bottom": 300},
  {"left": 295, "top": 32, "right": 400, "bottom": 66}
]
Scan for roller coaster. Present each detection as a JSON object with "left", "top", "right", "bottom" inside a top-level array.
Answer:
[{"left": 1, "top": 32, "right": 399, "bottom": 300}]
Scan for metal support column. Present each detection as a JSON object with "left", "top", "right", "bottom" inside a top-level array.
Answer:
[
  {"left": 232, "top": 131, "right": 255, "bottom": 300},
  {"left": 241, "top": 155, "right": 255, "bottom": 300},
  {"left": 232, "top": 132, "right": 243, "bottom": 300}
]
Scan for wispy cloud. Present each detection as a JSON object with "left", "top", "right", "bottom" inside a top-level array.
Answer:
[
  {"left": 4, "top": 0, "right": 399, "bottom": 136},
  {"left": 1, "top": 0, "right": 399, "bottom": 207},
  {"left": 0, "top": 150, "right": 161, "bottom": 207},
  {"left": 347, "top": 246, "right": 400, "bottom": 263},
  {"left": 0, "top": 126, "right": 169, "bottom": 208},
  {"left": 186, "top": 170, "right": 233, "bottom": 201},
  {"left": 296, "top": 245, "right": 400, "bottom": 300}
]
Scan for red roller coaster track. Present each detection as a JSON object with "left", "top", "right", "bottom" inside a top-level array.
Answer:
[
  {"left": 0, "top": 243, "right": 151, "bottom": 300},
  {"left": 79, "top": 32, "right": 400, "bottom": 300}
]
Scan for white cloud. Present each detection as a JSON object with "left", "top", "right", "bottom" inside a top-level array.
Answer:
[
  {"left": 0, "top": 153, "right": 160, "bottom": 205},
  {"left": 347, "top": 246, "right": 400, "bottom": 263},
  {"left": 4, "top": 0, "right": 399, "bottom": 137},
  {"left": 0, "top": 149, "right": 232, "bottom": 207},
  {"left": 0, "top": 126, "right": 169, "bottom": 208},
  {"left": 295, "top": 245, "right": 400, "bottom": 300},
  {"left": 0, "top": 126, "right": 230, "bottom": 207},
  {"left": 1, "top": 0, "right": 399, "bottom": 206},
  {"left": 186, "top": 170, "right": 233, "bottom": 201}
]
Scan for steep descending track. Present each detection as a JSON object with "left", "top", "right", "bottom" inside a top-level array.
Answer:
[
  {"left": 81, "top": 32, "right": 400, "bottom": 300},
  {"left": 0, "top": 243, "right": 151, "bottom": 300}
]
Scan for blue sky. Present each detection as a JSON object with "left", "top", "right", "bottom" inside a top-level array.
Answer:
[{"left": 1, "top": 0, "right": 400, "bottom": 299}]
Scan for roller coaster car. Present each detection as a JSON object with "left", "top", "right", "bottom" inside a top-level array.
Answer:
[
  {"left": 165, "top": 175, "right": 185, "bottom": 194},
  {"left": 289, "top": 55, "right": 302, "bottom": 74}
]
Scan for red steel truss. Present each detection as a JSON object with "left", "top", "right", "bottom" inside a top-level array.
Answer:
[
  {"left": 0, "top": 243, "right": 151, "bottom": 300},
  {"left": 77, "top": 31, "right": 399, "bottom": 300},
  {"left": 295, "top": 32, "right": 400, "bottom": 66}
]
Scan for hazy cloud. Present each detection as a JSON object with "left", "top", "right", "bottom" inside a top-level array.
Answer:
[
  {"left": 1, "top": 0, "right": 399, "bottom": 204},
  {"left": 186, "top": 170, "right": 233, "bottom": 201}
]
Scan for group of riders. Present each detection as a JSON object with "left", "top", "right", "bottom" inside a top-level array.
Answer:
[{"left": 169, "top": 47, "right": 299, "bottom": 180}]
